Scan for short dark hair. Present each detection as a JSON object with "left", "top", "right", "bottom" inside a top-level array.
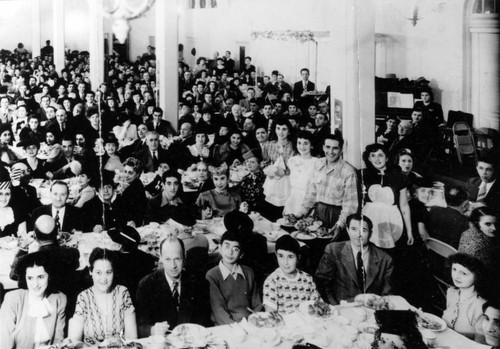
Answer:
[
  {"left": 161, "top": 170, "right": 181, "bottom": 184},
  {"left": 346, "top": 213, "right": 373, "bottom": 238},
  {"left": 300, "top": 68, "right": 310, "bottom": 74},
  {"left": 445, "top": 185, "right": 469, "bottom": 207},
  {"left": 221, "top": 230, "right": 244, "bottom": 253},
  {"left": 275, "top": 235, "right": 300, "bottom": 257},
  {"left": 50, "top": 180, "right": 69, "bottom": 194},
  {"left": 296, "top": 130, "right": 314, "bottom": 144},
  {"left": 477, "top": 152, "right": 499, "bottom": 169},
  {"left": 323, "top": 134, "right": 344, "bottom": 149},
  {"left": 153, "top": 107, "right": 163, "bottom": 115}
]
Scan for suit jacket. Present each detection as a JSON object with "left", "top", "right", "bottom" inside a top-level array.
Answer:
[
  {"left": 31, "top": 204, "right": 83, "bottom": 232},
  {"left": 146, "top": 120, "right": 176, "bottom": 137},
  {"left": 293, "top": 80, "right": 316, "bottom": 108},
  {"left": 136, "top": 269, "right": 210, "bottom": 338},
  {"left": 134, "top": 147, "right": 171, "bottom": 173},
  {"left": 428, "top": 206, "right": 469, "bottom": 249},
  {"left": 46, "top": 118, "right": 77, "bottom": 143},
  {"left": 113, "top": 178, "right": 147, "bottom": 226},
  {"left": 315, "top": 241, "right": 393, "bottom": 305},
  {"left": 467, "top": 177, "right": 500, "bottom": 216}
]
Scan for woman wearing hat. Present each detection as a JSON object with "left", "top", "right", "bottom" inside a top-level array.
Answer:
[
  {"left": 101, "top": 134, "right": 124, "bottom": 173},
  {"left": 18, "top": 137, "right": 47, "bottom": 178},
  {"left": 0, "top": 177, "right": 27, "bottom": 238},
  {"left": 19, "top": 115, "right": 45, "bottom": 147}
]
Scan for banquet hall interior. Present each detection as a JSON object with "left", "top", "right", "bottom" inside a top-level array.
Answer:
[{"left": 0, "top": 0, "right": 499, "bottom": 348}]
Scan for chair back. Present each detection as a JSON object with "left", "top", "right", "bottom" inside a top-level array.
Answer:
[
  {"left": 447, "top": 110, "right": 473, "bottom": 128},
  {"left": 425, "top": 237, "right": 458, "bottom": 258},
  {"left": 452, "top": 121, "right": 477, "bottom": 166}
]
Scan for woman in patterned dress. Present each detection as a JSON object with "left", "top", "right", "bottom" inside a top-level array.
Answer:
[{"left": 67, "top": 248, "right": 137, "bottom": 346}]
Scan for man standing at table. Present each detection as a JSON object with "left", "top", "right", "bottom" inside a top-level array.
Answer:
[
  {"left": 135, "top": 237, "right": 210, "bottom": 338},
  {"left": 298, "top": 134, "right": 359, "bottom": 240},
  {"left": 315, "top": 214, "right": 393, "bottom": 305},
  {"left": 292, "top": 68, "right": 316, "bottom": 114}
]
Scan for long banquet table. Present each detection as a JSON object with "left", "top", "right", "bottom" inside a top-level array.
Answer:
[{"left": 133, "top": 296, "right": 490, "bottom": 349}]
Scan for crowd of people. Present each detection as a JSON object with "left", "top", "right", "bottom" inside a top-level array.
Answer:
[{"left": 0, "top": 42, "right": 499, "bottom": 348}]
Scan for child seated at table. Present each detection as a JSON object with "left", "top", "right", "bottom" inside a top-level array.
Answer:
[
  {"left": 206, "top": 231, "right": 261, "bottom": 325},
  {"left": 442, "top": 253, "right": 486, "bottom": 339},
  {"left": 263, "top": 235, "right": 320, "bottom": 314},
  {"left": 196, "top": 162, "right": 241, "bottom": 218},
  {"left": 238, "top": 149, "right": 265, "bottom": 213}
]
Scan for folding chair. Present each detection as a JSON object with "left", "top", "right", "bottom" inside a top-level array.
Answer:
[
  {"left": 425, "top": 237, "right": 458, "bottom": 313},
  {"left": 452, "top": 121, "right": 477, "bottom": 167}
]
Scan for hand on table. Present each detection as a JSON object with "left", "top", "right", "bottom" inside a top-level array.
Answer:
[{"left": 152, "top": 321, "right": 170, "bottom": 336}]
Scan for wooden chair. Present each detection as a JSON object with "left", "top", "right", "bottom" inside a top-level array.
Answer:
[{"left": 425, "top": 237, "right": 458, "bottom": 313}]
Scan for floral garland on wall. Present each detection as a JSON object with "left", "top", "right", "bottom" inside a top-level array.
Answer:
[{"left": 250, "top": 30, "right": 316, "bottom": 43}]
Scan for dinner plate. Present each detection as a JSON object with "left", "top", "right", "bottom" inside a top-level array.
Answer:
[
  {"left": 417, "top": 312, "right": 447, "bottom": 332},
  {"left": 248, "top": 312, "right": 285, "bottom": 329},
  {"left": 298, "top": 300, "right": 337, "bottom": 319},
  {"left": 276, "top": 218, "right": 295, "bottom": 227},
  {"left": 167, "top": 323, "right": 212, "bottom": 348},
  {"left": 291, "top": 231, "right": 317, "bottom": 240}
]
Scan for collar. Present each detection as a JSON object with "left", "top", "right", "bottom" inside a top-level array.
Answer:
[
  {"left": 52, "top": 205, "right": 66, "bottom": 219},
  {"left": 350, "top": 243, "right": 370, "bottom": 257},
  {"left": 219, "top": 260, "right": 245, "bottom": 280},
  {"left": 318, "top": 157, "right": 341, "bottom": 173},
  {"left": 275, "top": 267, "right": 299, "bottom": 281},
  {"left": 164, "top": 271, "right": 181, "bottom": 294}
]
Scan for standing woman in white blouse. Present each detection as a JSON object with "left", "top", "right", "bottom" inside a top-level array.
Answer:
[{"left": 284, "top": 131, "right": 318, "bottom": 216}]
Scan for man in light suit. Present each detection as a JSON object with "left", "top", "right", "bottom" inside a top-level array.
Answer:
[
  {"left": 136, "top": 237, "right": 210, "bottom": 338},
  {"left": 467, "top": 153, "right": 500, "bottom": 216},
  {"left": 31, "top": 181, "right": 82, "bottom": 233},
  {"left": 315, "top": 213, "right": 393, "bottom": 305}
]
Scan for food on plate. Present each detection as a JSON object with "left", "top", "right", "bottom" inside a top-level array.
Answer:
[
  {"left": 315, "top": 226, "right": 333, "bottom": 238},
  {"left": 168, "top": 323, "right": 211, "bottom": 347},
  {"left": 291, "top": 231, "right": 317, "bottom": 240},
  {"left": 283, "top": 214, "right": 298, "bottom": 225},
  {"left": 354, "top": 294, "right": 392, "bottom": 310},
  {"left": 417, "top": 313, "right": 445, "bottom": 331},
  {"left": 294, "top": 217, "right": 323, "bottom": 232},
  {"left": 57, "top": 231, "right": 71, "bottom": 245},
  {"left": 307, "top": 300, "right": 333, "bottom": 318},
  {"left": 248, "top": 312, "right": 284, "bottom": 328}
]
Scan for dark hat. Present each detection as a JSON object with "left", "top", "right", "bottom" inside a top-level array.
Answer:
[
  {"left": 17, "top": 136, "right": 40, "bottom": 149},
  {"left": 170, "top": 209, "right": 196, "bottom": 228},
  {"left": 375, "top": 310, "right": 421, "bottom": 338},
  {"left": 275, "top": 234, "right": 300, "bottom": 256},
  {"left": 413, "top": 177, "right": 434, "bottom": 189},
  {"left": 103, "top": 134, "right": 119, "bottom": 147},
  {"left": 223, "top": 211, "right": 254, "bottom": 234},
  {"left": 0, "top": 123, "right": 12, "bottom": 136},
  {"left": 108, "top": 225, "right": 141, "bottom": 248},
  {"left": 99, "top": 170, "right": 116, "bottom": 188}
]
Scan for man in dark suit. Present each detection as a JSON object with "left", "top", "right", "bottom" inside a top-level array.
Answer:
[
  {"left": 46, "top": 108, "right": 77, "bottom": 143},
  {"left": 136, "top": 237, "right": 210, "bottom": 338},
  {"left": 46, "top": 137, "right": 86, "bottom": 179},
  {"left": 315, "top": 214, "right": 393, "bottom": 305},
  {"left": 467, "top": 153, "right": 500, "bottom": 216},
  {"left": 146, "top": 107, "right": 176, "bottom": 138},
  {"left": 134, "top": 131, "right": 171, "bottom": 172},
  {"left": 428, "top": 185, "right": 470, "bottom": 248},
  {"left": 292, "top": 68, "right": 316, "bottom": 113},
  {"left": 31, "top": 180, "right": 82, "bottom": 233}
]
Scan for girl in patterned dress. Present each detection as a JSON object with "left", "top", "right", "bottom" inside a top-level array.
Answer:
[{"left": 67, "top": 248, "right": 137, "bottom": 346}]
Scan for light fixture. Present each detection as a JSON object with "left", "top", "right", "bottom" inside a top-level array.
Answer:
[{"left": 102, "top": 0, "right": 156, "bottom": 43}]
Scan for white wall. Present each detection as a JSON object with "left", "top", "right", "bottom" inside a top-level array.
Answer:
[{"left": 374, "top": 0, "right": 467, "bottom": 114}]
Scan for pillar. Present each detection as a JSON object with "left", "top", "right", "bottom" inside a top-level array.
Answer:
[
  {"left": 52, "top": 0, "right": 65, "bottom": 74},
  {"left": 88, "top": 0, "right": 105, "bottom": 91},
  {"left": 156, "top": 0, "right": 179, "bottom": 130},
  {"left": 328, "top": 0, "right": 375, "bottom": 168},
  {"left": 31, "top": 0, "right": 41, "bottom": 58}
]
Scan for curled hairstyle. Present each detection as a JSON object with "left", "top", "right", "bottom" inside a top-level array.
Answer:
[
  {"left": 362, "top": 143, "right": 389, "bottom": 170},
  {"left": 17, "top": 252, "right": 56, "bottom": 296},
  {"left": 449, "top": 252, "right": 485, "bottom": 297},
  {"left": 469, "top": 206, "right": 497, "bottom": 231}
]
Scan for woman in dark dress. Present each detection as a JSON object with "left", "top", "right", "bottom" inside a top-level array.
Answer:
[
  {"left": 18, "top": 138, "right": 46, "bottom": 179},
  {"left": 361, "top": 143, "right": 414, "bottom": 250}
]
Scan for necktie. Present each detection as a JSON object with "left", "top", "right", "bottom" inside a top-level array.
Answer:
[
  {"left": 477, "top": 182, "right": 487, "bottom": 201},
  {"left": 171, "top": 281, "right": 179, "bottom": 310},
  {"left": 152, "top": 151, "right": 159, "bottom": 169},
  {"left": 55, "top": 210, "right": 61, "bottom": 232},
  {"left": 356, "top": 251, "right": 365, "bottom": 291}
]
